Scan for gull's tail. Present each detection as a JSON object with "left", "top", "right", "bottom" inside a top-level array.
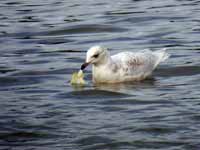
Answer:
[{"left": 153, "top": 48, "right": 170, "bottom": 68}]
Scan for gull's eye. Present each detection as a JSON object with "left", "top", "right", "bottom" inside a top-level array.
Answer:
[{"left": 93, "top": 54, "right": 99, "bottom": 58}]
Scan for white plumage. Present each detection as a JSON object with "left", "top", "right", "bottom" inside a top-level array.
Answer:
[{"left": 81, "top": 45, "right": 170, "bottom": 83}]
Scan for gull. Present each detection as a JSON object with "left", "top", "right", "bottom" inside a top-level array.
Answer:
[{"left": 81, "top": 45, "right": 170, "bottom": 83}]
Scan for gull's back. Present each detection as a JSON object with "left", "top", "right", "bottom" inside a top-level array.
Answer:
[{"left": 111, "top": 48, "right": 169, "bottom": 81}]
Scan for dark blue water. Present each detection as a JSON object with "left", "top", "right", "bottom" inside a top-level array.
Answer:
[{"left": 0, "top": 0, "right": 200, "bottom": 149}]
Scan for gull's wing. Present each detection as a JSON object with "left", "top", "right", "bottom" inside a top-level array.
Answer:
[{"left": 111, "top": 49, "right": 169, "bottom": 76}]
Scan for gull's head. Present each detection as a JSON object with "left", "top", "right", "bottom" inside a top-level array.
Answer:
[{"left": 81, "top": 45, "right": 109, "bottom": 70}]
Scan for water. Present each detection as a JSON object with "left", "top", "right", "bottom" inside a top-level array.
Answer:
[{"left": 0, "top": 0, "right": 200, "bottom": 149}]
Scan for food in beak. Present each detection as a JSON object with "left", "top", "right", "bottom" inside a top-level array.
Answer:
[{"left": 70, "top": 70, "right": 85, "bottom": 85}]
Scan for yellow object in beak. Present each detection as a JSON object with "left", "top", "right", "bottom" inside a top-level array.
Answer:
[{"left": 70, "top": 70, "right": 85, "bottom": 85}]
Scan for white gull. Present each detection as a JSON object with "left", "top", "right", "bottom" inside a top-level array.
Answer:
[{"left": 81, "top": 45, "right": 170, "bottom": 83}]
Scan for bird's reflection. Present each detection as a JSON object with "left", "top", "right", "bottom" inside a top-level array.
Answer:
[{"left": 94, "top": 77, "right": 156, "bottom": 94}]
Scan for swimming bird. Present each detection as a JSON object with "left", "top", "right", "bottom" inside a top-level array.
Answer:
[{"left": 81, "top": 45, "right": 170, "bottom": 83}]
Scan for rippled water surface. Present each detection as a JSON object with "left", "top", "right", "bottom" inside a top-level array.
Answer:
[{"left": 1, "top": 0, "right": 200, "bottom": 149}]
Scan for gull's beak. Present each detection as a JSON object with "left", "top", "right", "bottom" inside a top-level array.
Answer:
[{"left": 81, "top": 62, "right": 90, "bottom": 70}]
